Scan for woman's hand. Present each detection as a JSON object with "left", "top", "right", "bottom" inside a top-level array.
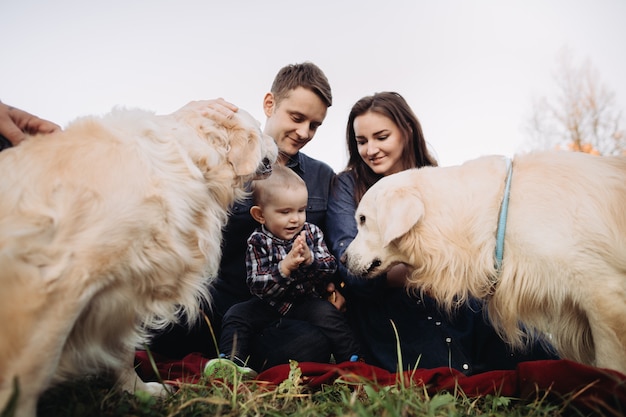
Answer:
[
  {"left": 385, "top": 264, "right": 410, "bottom": 288},
  {"left": 326, "top": 282, "right": 347, "bottom": 312}
]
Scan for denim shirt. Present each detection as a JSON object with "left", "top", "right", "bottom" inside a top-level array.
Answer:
[{"left": 212, "top": 152, "right": 336, "bottom": 300}]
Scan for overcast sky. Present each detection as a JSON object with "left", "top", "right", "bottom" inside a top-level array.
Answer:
[{"left": 2, "top": 0, "right": 625, "bottom": 170}]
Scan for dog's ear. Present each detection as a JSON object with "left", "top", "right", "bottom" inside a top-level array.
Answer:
[
  {"left": 172, "top": 103, "right": 265, "bottom": 177},
  {"left": 378, "top": 187, "right": 424, "bottom": 246},
  {"left": 228, "top": 127, "right": 262, "bottom": 176}
]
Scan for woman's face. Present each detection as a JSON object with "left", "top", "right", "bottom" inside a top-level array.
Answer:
[{"left": 353, "top": 111, "right": 406, "bottom": 176}]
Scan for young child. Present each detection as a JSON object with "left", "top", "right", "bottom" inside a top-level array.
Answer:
[{"left": 205, "top": 165, "right": 361, "bottom": 378}]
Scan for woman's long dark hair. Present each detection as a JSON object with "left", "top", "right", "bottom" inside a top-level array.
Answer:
[{"left": 344, "top": 92, "right": 438, "bottom": 203}]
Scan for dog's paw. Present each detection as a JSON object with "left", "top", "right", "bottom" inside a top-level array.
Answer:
[
  {"left": 116, "top": 368, "right": 173, "bottom": 397},
  {"left": 137, "top": 381, "right": 173, "bottom": 397}
]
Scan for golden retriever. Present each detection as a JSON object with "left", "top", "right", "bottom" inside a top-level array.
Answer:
[
  {"left": 0, "top": 101, "right": 277, "bottom": 417},
  {"left": 342, "top": 150, "right": 626, "bottom": 375}
]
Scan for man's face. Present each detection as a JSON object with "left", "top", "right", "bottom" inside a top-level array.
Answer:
[{"left": 263, "top": 86, "right": 328, "bottom": 161}]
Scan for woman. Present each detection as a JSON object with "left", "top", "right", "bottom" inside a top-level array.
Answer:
[{"left": 327, "top": 92, "right": 555, "bottom": 374}]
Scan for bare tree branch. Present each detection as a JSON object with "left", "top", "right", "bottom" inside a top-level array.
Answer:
[{"left": 523, "top": 48, "right": 625, "bottom": 156}]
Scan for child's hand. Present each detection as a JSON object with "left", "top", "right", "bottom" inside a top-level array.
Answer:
[
  {"left": 280, "top": 232, "right": 313, "bottom": 276},
  {"left": 295, "top": 231, "right": 313, "bottom": 266}
]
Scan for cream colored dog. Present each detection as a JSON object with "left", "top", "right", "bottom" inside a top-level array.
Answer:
[
  {"left": 0, "top": 101, "right": 277, "bottom": 417},
  {"left": 342, "top": 150, "right": 626, "bottom": 375}
]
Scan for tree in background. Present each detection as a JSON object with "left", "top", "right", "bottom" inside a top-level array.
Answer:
[{"left": 524, "top": 49, "right": 625, "bottom": 155}]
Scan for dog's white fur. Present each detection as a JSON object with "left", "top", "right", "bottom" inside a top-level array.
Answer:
[
  {"left": 343, "top": 150, "right": 626, "bottom": 375},
  {"left": 0, "top": 102, "right": 277, "bottom": 417}
]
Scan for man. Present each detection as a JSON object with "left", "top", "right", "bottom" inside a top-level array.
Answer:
[{"left": 150, "top": 62, "right": 343, "bottom": 370}]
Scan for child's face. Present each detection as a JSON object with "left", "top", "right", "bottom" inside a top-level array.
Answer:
[{"left": 260, "top": 186, "right": 308, "bottom": 240}]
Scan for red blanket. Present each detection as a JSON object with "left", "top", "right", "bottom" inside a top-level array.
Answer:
[{"left": 135, "top": 351, "right": 626, "bottom": 413}]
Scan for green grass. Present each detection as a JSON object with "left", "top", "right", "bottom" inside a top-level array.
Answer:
[
  {"left": 26, "top": 359, "right": 611, "bottom": 417},
  {"left": 4, "top": 321, "right": 620, "bottom": 416}
]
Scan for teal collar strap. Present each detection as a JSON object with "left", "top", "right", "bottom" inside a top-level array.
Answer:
[{"left": 495, "top": 158, "right": 513, "bottom": 273}]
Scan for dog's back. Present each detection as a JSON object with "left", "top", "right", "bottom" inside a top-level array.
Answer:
[
  {"left": 0, "top": 111, "right": 217, "bottom": 416},
  {"left": 0, "top": 113, "right": 213, "bottom": 317},
  {"left": 504, "top": 152, "right": 626, "bottom": 286},
  {"left": 488, "top": 151, "right": 626, "bottom": 371}
]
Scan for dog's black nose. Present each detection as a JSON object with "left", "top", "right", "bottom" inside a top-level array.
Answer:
[
  {"left": 256, "top": 158, "right": 273, "bottom": 178},
  {"left": 366, "top": 259, "right": 382, "bottom": 273}
]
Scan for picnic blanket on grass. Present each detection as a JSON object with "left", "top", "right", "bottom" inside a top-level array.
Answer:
[{"left": 135, "top": 351, "right": 626, "bottom": 413}]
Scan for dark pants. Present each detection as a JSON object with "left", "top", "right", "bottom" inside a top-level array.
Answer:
[
  {"left": 148, "top": 285, "right": 333, "bottom": 371},
  {"left": 221, "top": 297, "right": 360, "bottom": 364}
]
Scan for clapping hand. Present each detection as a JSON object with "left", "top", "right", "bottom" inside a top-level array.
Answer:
[{"left": 280, "top": 231, "right": 313, "bottom": 276}]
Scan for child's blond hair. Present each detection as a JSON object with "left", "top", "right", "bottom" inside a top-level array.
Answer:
[{"left": 251, "top": 164, "right": 307, "bottom": 206}]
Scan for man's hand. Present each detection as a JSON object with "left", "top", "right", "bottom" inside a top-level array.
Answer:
[
  {"left": 201, "top": 98, "right": 239, "bottom": 122},
  {"left": 172, "top": 98, "right": 239, "bottom": 125},
  {"left": 0, "top": 101, "right": 60, "bottom": 146}
]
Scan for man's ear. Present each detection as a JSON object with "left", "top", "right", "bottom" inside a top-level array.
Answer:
[
  {"left": 250, "top": 205, "right": 265, "bottom": 224},
  {"left": 378, "top": 188, "right": 424, "bottom": 247},
  {"left": 262, "top": 92, "right": 275, "bottom": 118}
]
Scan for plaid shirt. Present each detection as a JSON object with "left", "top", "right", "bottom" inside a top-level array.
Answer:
[{"left": 246, "top": 222, "right": 337, "bottom": 315}]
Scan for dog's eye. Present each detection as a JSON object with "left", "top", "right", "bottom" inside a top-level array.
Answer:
[{"left": 359, "top": 215, "right": 366, "bottom": 225}]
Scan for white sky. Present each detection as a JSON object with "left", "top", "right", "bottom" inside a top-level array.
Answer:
[{"left": 2, "top": 0, "right": 625, "bottom": 171}]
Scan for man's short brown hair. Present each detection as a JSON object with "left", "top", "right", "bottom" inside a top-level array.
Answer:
[{"left": 270, "top": 62, "right": 332, "bottom": 108}]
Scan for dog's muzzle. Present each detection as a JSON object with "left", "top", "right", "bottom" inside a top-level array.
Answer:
[
  {"left": 255, "top": 157, "right": 273, "bottom": 179},
  {"left": 366, "top": 259, "right": 382, "bottom": 275}
]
